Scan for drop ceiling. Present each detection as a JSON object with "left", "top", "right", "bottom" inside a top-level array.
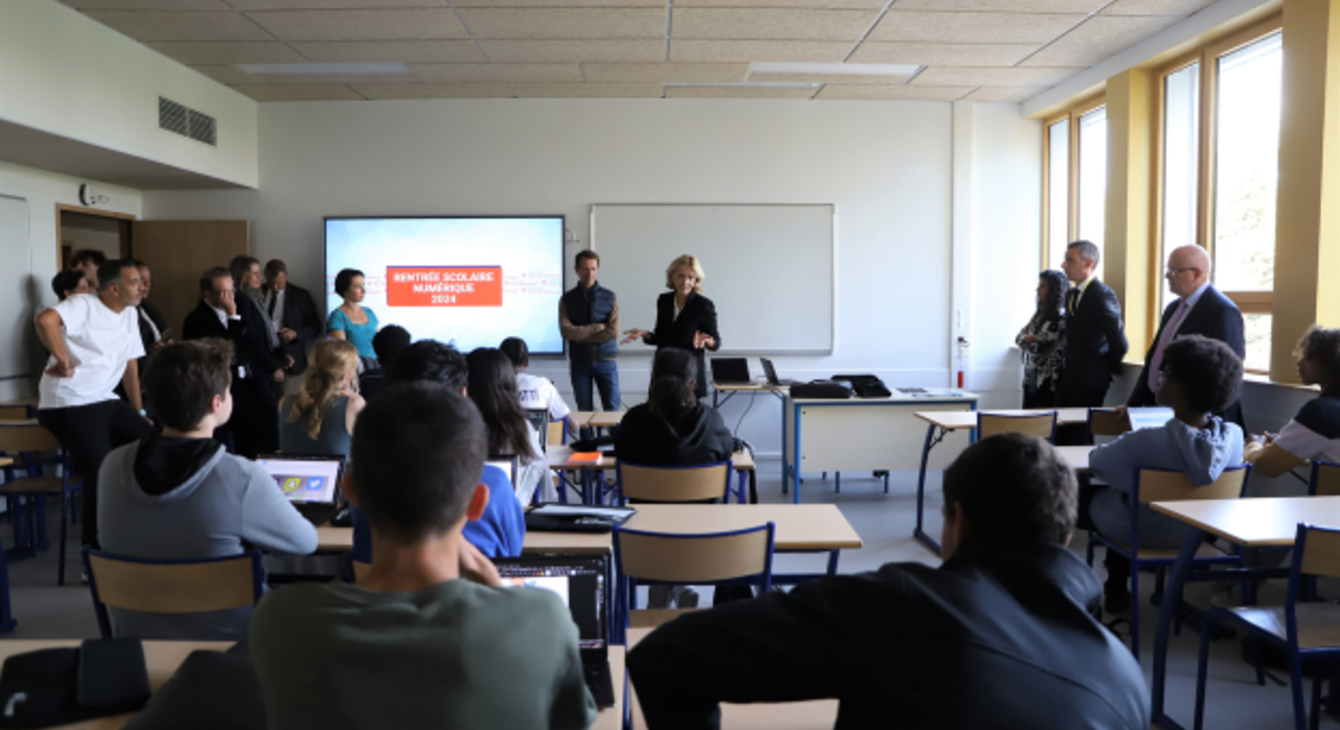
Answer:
[{"left": 63, "top": 0, "right": 1214, "bottom": 101}]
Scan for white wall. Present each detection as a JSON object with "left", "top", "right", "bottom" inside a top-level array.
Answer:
[
  {"left": 143, "top": 97, "right": 1044, "bottom": 458},
  {"left": 0, "top": 161, "right": 142, "bottom": 401},
  {"left": 0, "top": 0, "right": 258, "bottom": 188}
]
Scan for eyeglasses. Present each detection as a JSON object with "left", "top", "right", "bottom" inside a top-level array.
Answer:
[{"left": 1165, "top": 267, "right": 1199, "bottom": 278}]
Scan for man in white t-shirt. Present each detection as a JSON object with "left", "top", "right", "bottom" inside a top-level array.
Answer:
[
  {"left": 499, "top": 337, "right": 579, "bottom": 439},
  {"left": 34, "top": 259, "right": 154, "bottom": 549}
]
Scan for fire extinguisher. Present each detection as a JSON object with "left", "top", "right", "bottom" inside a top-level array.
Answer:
[{"left": 955, "top": 336, "right": 970, "bottom": 389}]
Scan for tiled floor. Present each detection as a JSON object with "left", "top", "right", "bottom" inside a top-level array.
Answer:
[{"left": 2, "top": 463, "right": 1331, "bottom": 729}]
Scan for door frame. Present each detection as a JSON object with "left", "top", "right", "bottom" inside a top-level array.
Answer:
[{"left": 54, "top": 204, "right": 134, "bottom": 271}]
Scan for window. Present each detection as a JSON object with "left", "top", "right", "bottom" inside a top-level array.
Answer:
[
  {"left": 1153, "top": 18, "right": 1281, "bottom": 372},
  {"left": 1042, "top": 96, "right": 1106, "bottom": 274}
]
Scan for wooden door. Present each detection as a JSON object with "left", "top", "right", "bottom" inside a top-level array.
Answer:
[{"left": 131, "top": 221, "right": 249, "bottom": 338}]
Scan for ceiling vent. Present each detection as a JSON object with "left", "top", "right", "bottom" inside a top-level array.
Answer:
[{"left": 158, "top": 96, "right": 217, "bottom": 146}]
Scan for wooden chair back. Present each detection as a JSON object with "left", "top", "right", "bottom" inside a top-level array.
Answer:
[
  {"left": 547, "top": 420, "right": 566, "bottom": 448},
  {"left": 1310, "top": 461, "right": 1340, "bottom": 497},
  {"left": 0, "top": 406, "right": 31, "bottom": 421},
  {"left": 1087, "top": 409, "right": 1129, "bottom": 439},
  {"left": 615, "top": 523, "right": 775, "bottom": 584},
  {"left": 1299, "top": 525, "right": 1340, "bottom": 579},
  {"left": 1136, "top": 464, "right": 1251, "bottom": 504},
  {"left": 977, "top": 412, "right": 1057, "bottom": 442},
  {"left": 84, "top": 549, "right": 263, "bottom": 636},
  {"left": 0, "top": 423, "right": 61, "bottom": 453},
  {"left": 618, "top": 461, "right": 731, "bottom": 503}
]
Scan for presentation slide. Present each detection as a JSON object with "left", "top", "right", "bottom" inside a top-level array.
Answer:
[{"left": 325, "top": 217, "right": 565, "bottom": 355}]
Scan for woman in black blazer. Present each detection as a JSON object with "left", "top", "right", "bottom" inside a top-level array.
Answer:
[{"left": 622, "top": 254, "right": 721, "bottom": 399}]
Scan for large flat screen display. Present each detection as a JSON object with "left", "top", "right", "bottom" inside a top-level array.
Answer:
[{"left": 324, "top": 216, "right": 565, "bottom": 355}]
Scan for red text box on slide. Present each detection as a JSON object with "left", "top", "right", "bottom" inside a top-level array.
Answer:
[{"left": 385, "top": 267, "right": 503, "bottom": 307}]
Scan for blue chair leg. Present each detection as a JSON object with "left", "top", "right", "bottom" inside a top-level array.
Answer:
[
  {"left": 883, "top": 471, "right": 889, "bottom": 494},
  {"left": 1130, "top": 562, "right": 1141, "bottom": 663},
  {"left": 56, "top": 491, "right": 69, "bottom": 586},
  {"left": 0, "top": 548, "right": 15, "bottom": 633},
  {"left": 1193, "top": 613, "right": 1215, "bottom": 730},
  {"left": 1085, "top": 534, "right": 1095, "bottom": 567},
  {"left": 834, "top": 473, "right": 840, "bottom": 493},
  {"left": 1290, "top": 649, "right": 1308, "bottom": 730},
  {"left": 1312, "top": 673, "right": 1325, "bottom": 730}
]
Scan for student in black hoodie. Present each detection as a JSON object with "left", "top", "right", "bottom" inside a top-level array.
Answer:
[{"left": 615, "top": 347, "right": 734, "bottom": 468}]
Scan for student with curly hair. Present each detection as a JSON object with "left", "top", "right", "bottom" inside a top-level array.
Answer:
[
  {"left": 280, "top": 339, "right": 365, "bottom": 457},
  {"left": 1245, "top": 326, "right": 1340, "bottom": 476},
  {"left": 1088, "top": 334, "right": 1244, "bottom": 611}
]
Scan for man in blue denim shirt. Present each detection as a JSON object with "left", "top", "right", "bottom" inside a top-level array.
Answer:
[{"left": 560, "top": 250, "right": 622, "bottom": 411}]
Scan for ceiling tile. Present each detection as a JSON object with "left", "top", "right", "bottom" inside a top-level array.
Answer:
[
  {"left": 508, "top": 82, "right": 663, "bottom": 97},
  {"left": 913, "top": 66, "right": 1080, "bottom": 86},
  {"left": 868, "top": 10, "right": 1084, "bottom": 44},
  {"left": 60, "top": 0, "right": 231, "bottom": 9},
  {"left": 290, "top": 40, "right": 486, "bottom": 63},
  {"left": 669, "top": 40, "right": 850, "bottom": 63},
  {"left": 456, "top": 8, "right": 664, "bottom": 39},
  {"left": 188, "top": 65, "right": 265, "bottom": 84},
  {"left": 1102, "top": 0, "right": 1216, "bottom": 15},
  {"left": 814, "top": 83, "right": 973, "bottom": 100},
  {"left": 410, "top": 62, "right": 583, "bottom": 82},
  {"left": 676, "top": 0, "right": 885, "bottom": 8},
  {"left": 245, "top": 9, "right": 469, "bottom": 41},
  {"left": 456, "top": 0, "right": 661, "bottom": 7},
  {"left": 582, "top": 62, "right": 747, "bottom": 82},
  {"left": 665, "top": 85, "right": 816, "bottom": 98},
  {"left": 148, "top": 41, "right": 309, "bottom": 64},
  {"left": 748, "top": 71, "right": 911, "bottom": 85},
  {"left": 962, "top": 85, "right": 1049, "bottom": 102},
  {"left": 246, "top": 71, "right": 420, "bottom": 84},
  {"left": 1021, "top": 14, "right": 1182, "bottom": 66},
  {"left": 893, "top": 0, "right": 1105, "bottom": 11},
  {"left": 352, "top": 83, "right": 515, "bottom": 98},
  {"left": 671, "top": 8, "right": 878, "bottom": 41},
  {"left": 81, "top": 10, "right": 273, "bottom": 41},
  {"left": 228, "top": 84, "right": 365, "bottom": 100},
  {"left": 479, "top": 39, "right": 665, "bottom": 62},
  {"left": 229, "top": 0, "right": 441, "bottom": 8},
  {"left": 847, "top": 41, "right": 1037, "bottom": 66}
]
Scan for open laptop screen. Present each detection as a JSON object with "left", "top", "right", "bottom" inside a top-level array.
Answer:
[
  {"left": 255, "top": 455, "right": 343, "bottom": 505},
  {"left": 495, "top": 556, "right": 607, "bottom": 649}
]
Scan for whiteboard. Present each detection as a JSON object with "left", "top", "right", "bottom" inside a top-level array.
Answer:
[
  {"left": 590, "top": 204, "right": 834, "bottom": 355},
  {"left": 0, "top": 196, "right": 33, "bottom": 380}
]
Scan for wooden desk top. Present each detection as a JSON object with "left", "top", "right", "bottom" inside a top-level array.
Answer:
[
  {"left": 319, "top": 504, "right": 863, "bottom": 554},
  {"left": 914, "top": 408, "right": 1099, "bottom": 430},
  {"left": 572, "top": 411, "right": 597, "bottom": 427},
  {"left": 547, "top": 445, "right": 756, "bottom": 471},
  {"left": 625, "top": 628, "right": 838, "bottom": 729},
  {"left": 1151, "top": 496, "right": 1340, "bottom": 547},
  {"left": 0, "top": 640, "right": 626, "bottom": 730},
  {"left": 712, "top": 382, "right": 788, "bottom": 393},
  {"left": 587, "top": 411, "right": 625, "bottom": 428}
]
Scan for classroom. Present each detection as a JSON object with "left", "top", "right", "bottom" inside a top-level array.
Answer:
[{"left": 1, "top": 0, "right": 1337, "bottom": 726}]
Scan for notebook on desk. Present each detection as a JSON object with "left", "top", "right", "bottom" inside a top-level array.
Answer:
[
  {"left": 256, "top": 454, "right": 344, "bottom": 526},
  {"left": 495, "top": 555, "right": 616, "bottom": 708}
]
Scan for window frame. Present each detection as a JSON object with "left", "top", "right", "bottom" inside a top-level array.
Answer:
[{"left": 1041, "top": 93, "right": 1106, "bottom": 270}]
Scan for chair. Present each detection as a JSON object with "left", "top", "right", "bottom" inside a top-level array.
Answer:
[
  {"left": 0, "top": 406, "right": 33, "bottom": 421},
  {"left": 1086, "top": 465, "right": 1252, "bottom": 662},
  {"left": 616, "top": 460, "right": 735, "bottom": 505},
  {"left": 1308, "top": 461, "right": 1340, "bottom": 496},
  {"left": 547, "top": 418, "right": 567, "bottom": 448},
  {"left": 612, "top": 522, "right": 775, "bottom": 640},
  {"left": 1086, "top": 408, "right": 1130, "bottom": 444},
  {"left": 82, "top": 548, "right": 264, "bottom": 639},
  {"left": 0, "top": 423, "right": 84, "bottom": 585},
  {"left": 1194, "top": 524, "right": 1340, "bottom": 730},
  {"left": 977, "top": 412, "right": 1057, "bottom": 442}
]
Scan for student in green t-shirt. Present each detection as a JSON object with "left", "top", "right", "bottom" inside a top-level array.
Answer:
[{"left": 250, "top": 382, "right": 597, "bottom": 730}]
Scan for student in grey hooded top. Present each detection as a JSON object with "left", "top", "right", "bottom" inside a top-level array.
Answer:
[
  {"left": 1088, "top": 334, "right": 1244, "bottom": 609},
  {"left": 97, "top": 339, "right": 318, "bottom": 640}
]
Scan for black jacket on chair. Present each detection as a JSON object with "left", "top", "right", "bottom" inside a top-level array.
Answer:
[
  {"left": 1128, "top": 283, "right": 1245, "bottom": 426},
  {"left": 646, "top": 291, "right": 721, "bottom": 400},
  {"left": 1057, "top": 278, "right": 1128, "bottom": 407},
  {"left": 262, "top": 283, "right": 321, "bottom": 375},
  {"left": 629, "top": 539, "right": 1150, "bottom": 730}
]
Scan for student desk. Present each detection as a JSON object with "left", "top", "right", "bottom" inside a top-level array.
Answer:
[
  {"left": 548, "top": 445, "right": 755, "bottom": 505},
  {"left": 783, "top": 391, "right": 978, "bottom": 505},
  {"left": 909, "top": 409, "right": 1096, "bottom": 555},
  {"left": 624, "top": 627, "right": 838, "bottom": 729},
  {"left": 1146, "top": 496, "right": 1340, "bottom": 730},
  {"left": 0, "top": 639, "right": 627, "bottom": 730},
  {"left": 314, "top": 525, "right": 613, "bottom": 555},
  {"left": 710, "top": 381, "right": 788, "bottom": 408}
]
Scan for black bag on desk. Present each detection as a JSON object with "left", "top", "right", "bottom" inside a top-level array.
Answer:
[
  {"left": 831, "top": 374, "right": 892, "bottom": 398},
  {"left": 789, "top": 380, "right": 852, "bottom": 399},
  {"left": 123, "top": 647, "right": 266, "bottom": 730},
  {"left": 0, "top": 637, "right": 150, "bottom": 729}
]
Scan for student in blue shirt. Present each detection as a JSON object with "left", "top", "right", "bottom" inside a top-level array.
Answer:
[{"left": 351, "top": 340, "right": 525, "bottom": 560}]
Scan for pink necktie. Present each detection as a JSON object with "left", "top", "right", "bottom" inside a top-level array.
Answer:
[{"left": 1148, "top": 301, "right": 1189, "bottom": 392}]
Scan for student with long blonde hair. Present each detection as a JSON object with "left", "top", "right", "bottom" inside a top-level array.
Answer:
[{"left": 280, "top": 339, "right": 365, "bottom": 456}]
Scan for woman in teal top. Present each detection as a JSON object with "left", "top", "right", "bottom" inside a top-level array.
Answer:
[{"left": 327, "top": 268, "right": 380, "bottom": 366}]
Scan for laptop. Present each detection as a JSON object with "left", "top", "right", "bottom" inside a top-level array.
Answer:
[
  {"left": 760, "top": 358, "right": 796, "bottom": 386},
  {"left": 256, "top": 454, "right": 344, "bottom": 526},
  {"left": 709, "top": 357, "right": 751, "bottom": 385},
  {"left": 495, "top": 555, "right": 616, "bottom": 708}
]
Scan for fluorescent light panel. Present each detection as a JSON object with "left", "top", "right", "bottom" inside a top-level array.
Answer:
[
  {"left": 749, "top": 62, "right": 922, "bottom": 77},
  {"left": 238, "top": 63, "right": 411, "bottom": 75},
  {"left": 664, "top": 82, "right": 821, "bottom": 88}
]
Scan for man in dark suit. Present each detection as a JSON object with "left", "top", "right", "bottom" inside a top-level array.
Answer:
[
  {"left": 133, "top": 261, "right": 170, "bottom": 377},
  {"left": 261, "top": 259, "right": 321, "bottom": 380},
  {"left": 1057, "top": 240, "right": 1129, "bottom": 410},
  {"left": 1129, "top": 244, "right": 1245, "bottom": 426},
  {"left": 182, "top": 266, "right": 283, "bottom": 458}
]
